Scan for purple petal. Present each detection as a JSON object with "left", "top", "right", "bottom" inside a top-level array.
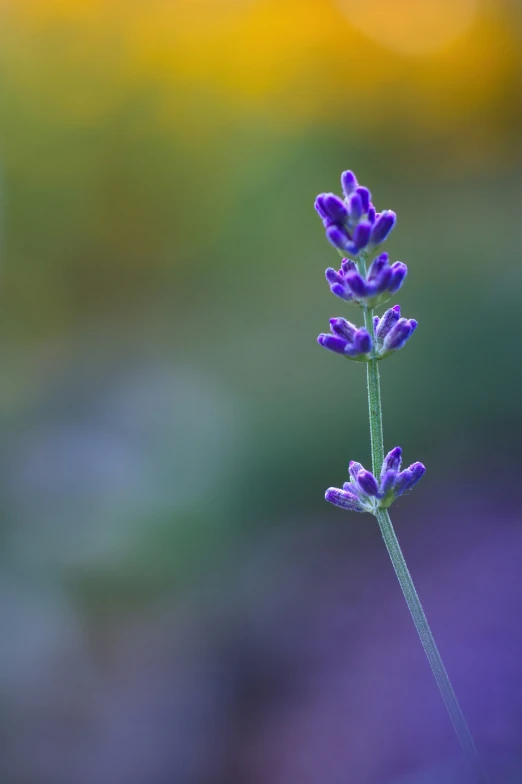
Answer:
[
  {"left": 341, "top": 258, "right": 357, "bottom": 274},
  {"left": 323, "top": 193, "right": 349, "bottom": 223},
  {"left": 345, "top": 272, "right": 367, "bottom": 298},
  {"left": 373, "top": 265, "right": 392, "bottom": 294},
  {"left": 375, "top": 306, "right": 401, "bottom": 340},
  {"left": 407, "top": 462, "right": 426, "bottom": 488},
  {"left": 325, "top": 267, "right": 344, "bottom": 285},
  {"left": 378, "top": 469, "right": 397, "bottom": 497},
  {"left": 369, "top": 210, "right": 396, "bottom": 245},
  {"left": 355, "top": 186, "right": 371, "bottom": 213},
  {"left": 368, "top": 253, "right": 389, "bottom": 281},
  {"left": 392, "top": 319, "right": 417, "bottom": 350},
  {"left": 347, "top": 192, "right": 363, "bottom": 222},
  {"left": 349, "top": 460, "right": 364, "bottom": 483},
  {"left": 394, "top": 469, "right": 414, "bottom": 497},
  {"left": 368, "top": 206, "right": 376, "bottom": 223},
  {"left": 384, "top": 318, "right": 413, "bottom": 351},
  {"left": 330, "top": 283, "right": 352, "bottom": 301},
  {"left": 317, "top": 334, "right": 348, "bottom": 354},
  {"left": 314, "top": 194, "right": 329, "bottom": 221},
  {"left": 342, "top": 482, "right": 362, "bottom": 497},
  {"left": 357, "top": 469, "right": 379, "bottom": 496},
  {"left": 373, "top": 315, "right": 380, "bottom": 331},
  {"left": 381, "top": 446, "right": 402, "bottom": 476},
  {"left": 329, "top": 317, "right": 357, "bottom": 342},
  {"left": 353, "top": 221, "right": 371, "bottom": 250},
  {"left": 325, "top": 487, "right": 365, "bottom": 512},
  {"left": 325, "top": 225, "right": 349, "bottom": 251},
  {"left": 354, "top": 329, "right": 372, "bottom": 354},
  {"left": 341, "top": 170, "right": 358, "bottom": 198},
  {"left": 388, "top": 262, "right": 408, "bottom": 294}
]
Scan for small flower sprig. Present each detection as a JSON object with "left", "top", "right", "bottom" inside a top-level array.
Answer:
[{"left": 314, "top": 170, "right": 489, "bottom": 783}]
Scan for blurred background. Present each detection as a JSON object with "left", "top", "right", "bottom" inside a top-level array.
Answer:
[{"left": 1, "top": 1, "right": 522, "bottom": 782}]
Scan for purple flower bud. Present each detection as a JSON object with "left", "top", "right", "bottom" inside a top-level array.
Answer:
[
  {"left": 384, "top": 318, "right": 413, "bottom": 351},
  {"left": 341, "top": 170, "right": 358, "bottom": 198},
  {"left": 373, "top": 315, "right": 379, "bottom": 330},
  {"left": 347, "top": 192, "right": 363, "bottom": 222},
  {"left": 330, "top": 317, "right": 357, "bottom": 342},
  {"left": 330, "top": 283, "right": 352, "bottom": 301},
  {"left": 354, "top": 329, "right": 372, "bottom": 354},
  {"left": 341, "top": 258, "right": 357, "bottom": 274},
  {"left": 388, "top": 262, "right": 408, "bottom": 294},
  {"left": 325, "top": 225, "right": 349, "bottom": 251},
  {"left": 368, "top": 253, "right": 389, "bottom": 281},
  {"left": 394, "top": 469, "right": 413, "bottom": 497},
  {"left": 378, "top": 469, "right": 397, "bottom": 497},
  {"left": 353, "top": 221, "right": 371, "bottom": 250},
  {"left": 325, "top": 487, "right": 365, "bottom": 512},
  {"left": 370, "top": 210, "right": 396, "bottom": 245},
  {"left": 376, "top": 305, "right": 401, "bottom": 340},
  {"left": 357, "top": 469, "right": 379, "bottom": 496},
  {"left": 368, "top": 206, "right": 376, "bottom": 223},
  {"left": 345, "top": 272, "right": 367, "bottom": 298},
  {"left": 323, "top": 193, "right": 349, "bottom": 223},
  {"left": 407, "top": 462, "right": 426, "bottom": 487},
  {"left": 314, "top": 194, "right": 329, "bottom": 222},
  {"left": 341, "top": 482, "right": 362, "bottom": 498},
  {"left": 349, "top": 460, "right": 364, "bottom": 483},
  {"left": 382, "top": 446, "right": 402, "bottom": 475},
  {"left": 317, "top": 334, "right": 348, "bottom": 354},
  {"left": 372, "top": 264, "right": 392, "bottom": 294},
  {"left": 325, "top": 267, "right": 344, "bottom": 286},
  {"left": 355, "top": 186, "right": 371, "bottom": 213}
]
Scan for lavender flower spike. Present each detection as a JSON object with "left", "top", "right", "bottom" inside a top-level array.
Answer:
[{"left": 318, "top": 318, "right": 373, "bottom": 362}]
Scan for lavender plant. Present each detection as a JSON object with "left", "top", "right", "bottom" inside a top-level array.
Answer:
[{"left": 315, "top": 172, "right": 489, "bottom": 783}]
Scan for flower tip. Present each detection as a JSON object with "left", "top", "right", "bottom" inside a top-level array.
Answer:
[
  {"left": 325, "top": 487, "right": 335, "bottom": 502},
  {"left": 409, "top": 319, "right": 418, "bottom": 332},
  {"left": 341, "top": 170, "right": 358, "bottom": 197},
  {"left": 326, "top": 225, "right": 349, "bottom": 251},
  {"left": 357, "top": 468, "right": 379, "bottom": 496},
  {"left": 392, "top": 305, "right": 401, "bottom": 313},
  {"left": 409, "top": 462, "right": 426, "bottom": 485}
]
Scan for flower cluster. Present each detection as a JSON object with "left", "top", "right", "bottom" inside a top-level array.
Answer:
[
  {"left": 315, "top": 170, "right": 396, "bottom": 256},
  {"left": 325, "top": 253, "right": 407, "bottom": 308},
  {"left": 325, "top": 447, "right": 426, "bottom": 514},
  {"left": 373, "top": 305, "right": 417, "bottom": 358},
  {"left": 317, "top": 318, "right": 372, "bottom": 361},
  {"left": 318, "top": 306, "right": 416, "bottom": 361}
]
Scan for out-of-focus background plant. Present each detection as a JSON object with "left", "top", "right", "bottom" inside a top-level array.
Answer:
[{"left": 1, "top": 1, "right": 522, "bottom": 782}]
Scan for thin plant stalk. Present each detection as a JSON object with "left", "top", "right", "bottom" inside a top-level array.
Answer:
[{"left": 361, "top": 263, "right": 489, "bottom": 784}]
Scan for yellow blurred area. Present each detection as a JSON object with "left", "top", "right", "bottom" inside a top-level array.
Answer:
[{"left": 0, "top": 0, "right": 520, "bottom": 135}]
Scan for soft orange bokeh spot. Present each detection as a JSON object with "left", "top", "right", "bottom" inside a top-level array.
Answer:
[{"left": 338, "top": 0, "right": 478, "bottom": 55}]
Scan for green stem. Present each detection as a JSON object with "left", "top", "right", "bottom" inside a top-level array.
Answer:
[{"left": 362, "top": 301, "right": 489, "bottom": 783}]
